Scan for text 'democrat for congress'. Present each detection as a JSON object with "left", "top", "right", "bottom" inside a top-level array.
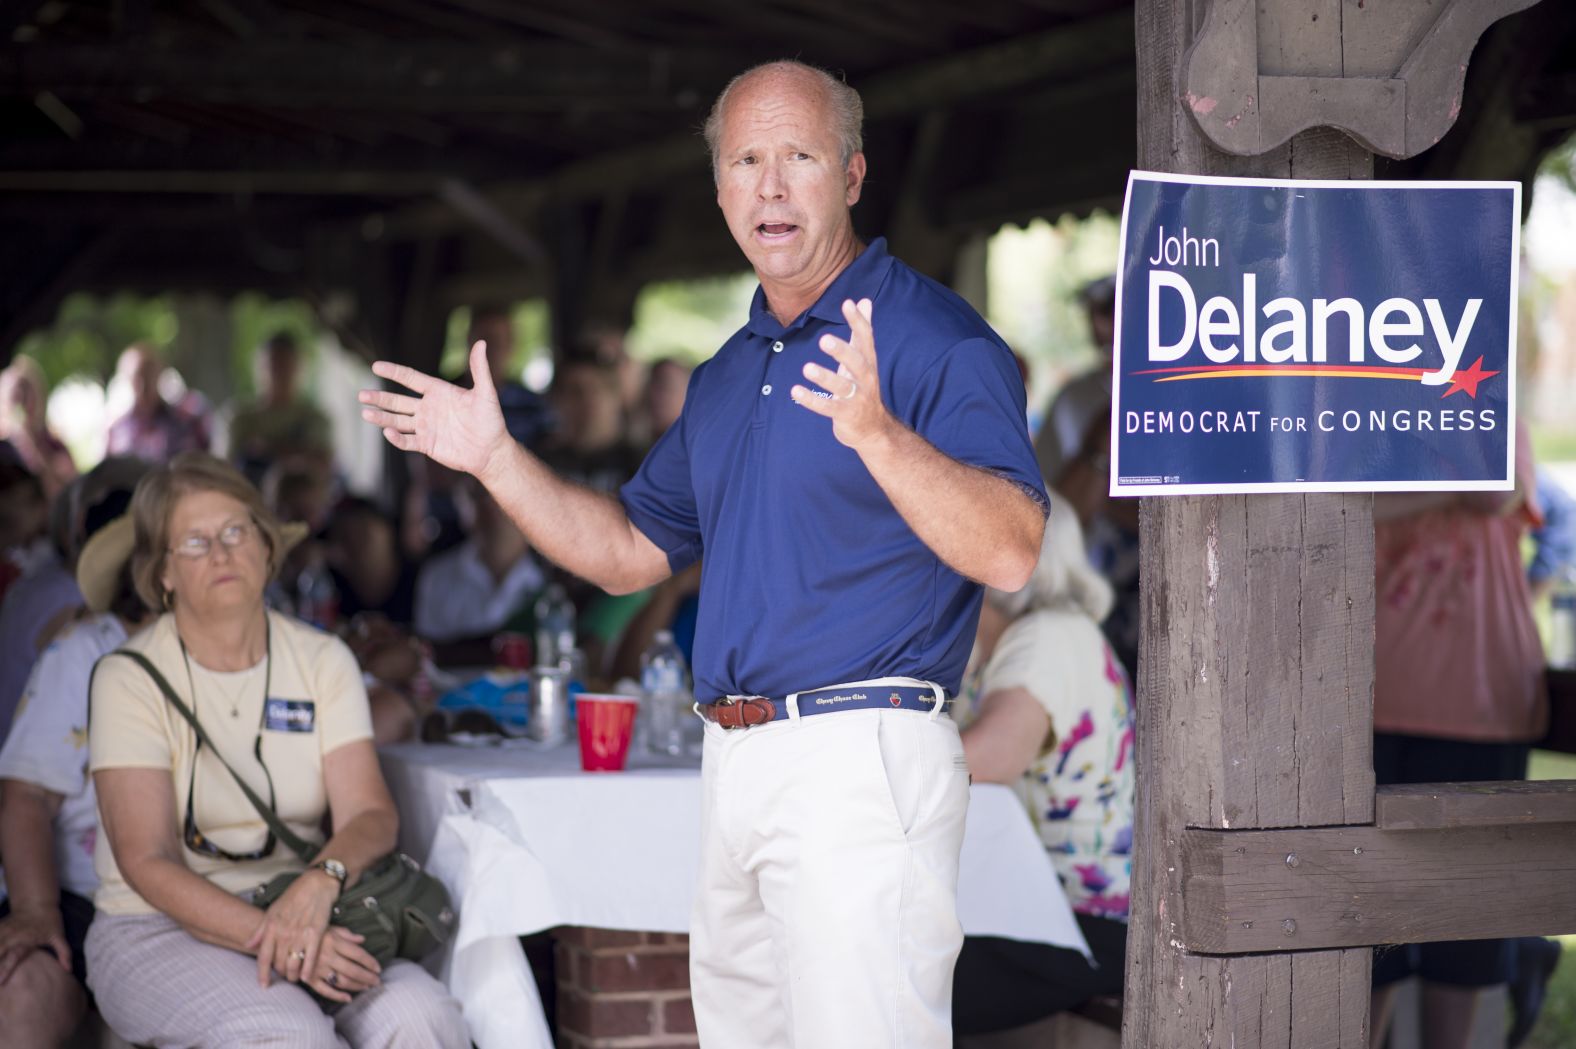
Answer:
[{"left": 1110, "top": 173, "right": 1518, "bottom": 495}]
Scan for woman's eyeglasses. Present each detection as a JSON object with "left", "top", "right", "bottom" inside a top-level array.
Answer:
[
  {"left": 183, "top": 733, "right": 278, "bottom": 863},
  {"left": 170, "top": 521, "right": 256, "bottom": 560},
  {"left": 172, "top": 622, "right": 280, "bottom": 864}
]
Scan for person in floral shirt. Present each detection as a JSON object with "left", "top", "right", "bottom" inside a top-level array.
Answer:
[
  {"left": 105, "top": 344, "right": 209, "bottom": 464},
  {"left": 950, "top": 500, "right": 1135, "bottom": 1036}
]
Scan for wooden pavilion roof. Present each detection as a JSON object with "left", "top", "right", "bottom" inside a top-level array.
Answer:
[{"left": 1, "top": 0, "right": 1574, "bottom": 365}]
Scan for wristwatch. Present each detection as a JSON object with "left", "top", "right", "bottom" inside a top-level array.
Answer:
[{"left": 315, "top": 858, "right": 348, "bottom": 885}]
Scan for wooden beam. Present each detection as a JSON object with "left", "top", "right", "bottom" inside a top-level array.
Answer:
[
  {"left": 860, "top": 9, "right": 1133, "bottom": 117},
  {"left": 434, "top": 0, "right": 647, "bottom": 49},
  {"left": 1182, "top": 0, "right": 1539, "bottom": 158},
  {"left": 773, "top": 0, "right": 940, "bottom": 48},
  {"left": 1375, "top": 780, "right": 1576, "bottom": 830},
  {"left": 1178, "top": 823, "right": 1576, "bottom": 954},
  {"left": 0, "top": 134, "right": 527, "bottom": 185},
  {"left": 377, "top": 12, "right": 1136, "bottom": 240},
  {"left": 1139, "top": 493, "right": 1377, "bottom": 832},
  {"left": 885, "top": 112, "right": 964, "bottom": 281},
  {"left": 394, "top": 237, "right": 444, "bottom": 369},
  {"left": 643, "top": 0, "right": 888, "bottom": 61},
  {"left": 0, "top": 171, "right": 444, "bottom": 195},
  {"left": 1126, "top": 3, "right": 1375, "bottom": 1047},
  {"left": 435, "top": 179, "right": 549, "bottom": 268},
  {"left": 0, "top": 39, "right": 736, "bottom": 112}
]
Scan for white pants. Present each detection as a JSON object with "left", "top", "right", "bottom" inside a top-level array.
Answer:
[
  {"left": 86, "top": 911, "right": 468, "bottom": 1048},
  {"left": 690, "top": 706, "right": 971, "bottom": 1049}
]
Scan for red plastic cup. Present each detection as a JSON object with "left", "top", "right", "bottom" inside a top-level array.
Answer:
[
  {"left": 492, "top": 632, "right": 532, "bottom": 670},
  {"left": 576, "top": 693, "right": 640, "bottom": 772}
]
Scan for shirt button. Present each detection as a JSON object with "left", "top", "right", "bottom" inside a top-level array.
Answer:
[
  {"left": 771, "top": 341, "right": 784, "bottom": 353},
  {"left": 762, "top": 384, "right": 773, "bottom": 396}
]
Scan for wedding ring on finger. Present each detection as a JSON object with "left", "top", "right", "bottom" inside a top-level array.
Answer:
[
  {"left": 290, "top": 949, "right": 307, "bottom": 962},
  {"left": 326, "top": 971, "right": 340, "bottom": 988},
  {"left": 842, "top": 380, "right": 858, "bottom": 400}
]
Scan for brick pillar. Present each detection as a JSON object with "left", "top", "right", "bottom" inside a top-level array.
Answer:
[{"left": 553, "top": 928, "right": 699, "bottom": 1049}]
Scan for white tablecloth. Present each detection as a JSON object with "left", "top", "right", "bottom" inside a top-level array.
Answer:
[{"left": 380, "top": 740, "right": 1088, "bottom": 1049}]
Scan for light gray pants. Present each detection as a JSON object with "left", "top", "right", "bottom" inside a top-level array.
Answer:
[{"left": 85, "top": 912, "right": 468, "bottom": 1049}]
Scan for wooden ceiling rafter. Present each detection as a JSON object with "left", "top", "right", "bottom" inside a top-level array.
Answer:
[
  {"left": 770, "top": 0, "right": 942, "bottom": 50},
  {"left": 431, "top": 0, "right": 645, "bottom": 50},
  {"left": 2, "top": 39, "right": 735, "bottom": 112},
  {"left": 475, "top": 0, "right": 710, "bottom": 49},
  {"left": 2, "top": 0, "right": 1573, "bottom": 365},
  {"left": 334, "top": 0, "right": 522, "bottom": 43},
  {"left": 370, "top": 10, "right": 1135, "bottom": 242},
  {"left": 632, "top": 0, "right": 881, "bottom": 65}
]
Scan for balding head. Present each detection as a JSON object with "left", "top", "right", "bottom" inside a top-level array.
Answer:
[{"left": 703, "top": 61, "right": 863, "bottom": 185}]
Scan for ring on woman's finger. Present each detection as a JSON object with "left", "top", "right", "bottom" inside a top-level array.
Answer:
[
  {"left": 326, "top": 971, "right": 339, "bottom": 988},
  {"left": 289, "top": 949, "right": 307, "bottom": 962}
]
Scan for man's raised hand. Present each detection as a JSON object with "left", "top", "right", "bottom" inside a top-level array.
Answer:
[
  {"left": 791, "top": 298, "right": 898, "bottom": 453},
  {"left": 359, "top": 340, "right": 508, "bottom": 480}
]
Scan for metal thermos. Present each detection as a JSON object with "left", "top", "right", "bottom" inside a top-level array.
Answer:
[{"left": 527, "top": 665, "right": 570, "bottom": 744}]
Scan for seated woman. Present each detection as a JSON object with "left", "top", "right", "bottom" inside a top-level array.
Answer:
[
  {"left": 85, "top": 452, "right": 466, "bottom": 1048},
  {"left": 951, "top": 501, "right": 1135, "bottom": 1036},
  {"left": 0, "top": 490, "right": 151, "bottom": 1047}
]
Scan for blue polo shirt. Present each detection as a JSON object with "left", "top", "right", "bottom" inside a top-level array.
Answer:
[{"left": 620, "top": 238, "right": 1047, "bottom": 703}]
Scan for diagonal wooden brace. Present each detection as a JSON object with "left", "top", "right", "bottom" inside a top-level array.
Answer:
[{"left": 1183, "top": 0, "right": 1541, "bottom": 158}]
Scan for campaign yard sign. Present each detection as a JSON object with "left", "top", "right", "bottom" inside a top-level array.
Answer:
[{"left": 1110, "top": 172, "right": 1519, "bottom": 496}]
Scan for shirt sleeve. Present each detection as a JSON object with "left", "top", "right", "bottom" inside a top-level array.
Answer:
[
  {"left": 89, "top": 650, "right": 179, "bottom": 773},
  {"left": 981, "top": 609, "right": 1107, "bottom": 742},
  {"left": 314, "top": 635, "right": 375, "bottom": 755},
  {"left": 619, "top": 370, "right": 704, "bottom": 573},
  {"left": 903, "top": 338, "right": 1049, "bottom": 514},
  {"left": 0, "top": 635, "right": 93, "bottom": 797}
]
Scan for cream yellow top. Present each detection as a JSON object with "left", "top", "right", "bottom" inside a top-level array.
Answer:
[{"left": 89, "top": 610, "right": 373, "bottom": 916}]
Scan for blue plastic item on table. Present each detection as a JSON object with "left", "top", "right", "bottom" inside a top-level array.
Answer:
[{"left": 437, "top": 672, "right": 531, "bottom": 733}]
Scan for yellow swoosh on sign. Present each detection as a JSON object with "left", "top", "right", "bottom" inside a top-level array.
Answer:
[{"left": 1153, "top": 369, "right": 1422, "bottom": 382}]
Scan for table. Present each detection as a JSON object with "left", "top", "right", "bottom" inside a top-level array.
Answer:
[{"left": 381, "top": 740, "right": 1090, "bottom": 1049}]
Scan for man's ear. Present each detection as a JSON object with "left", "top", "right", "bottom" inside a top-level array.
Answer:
[{"left": 845, "top": 153, "right": 867, "bottom": 207}]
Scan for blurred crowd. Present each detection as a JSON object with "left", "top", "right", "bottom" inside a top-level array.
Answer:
[
  {"left": 1, "top": 284, "right": 1573, "bottom": 1048},
  {"left": 0, "top": 315, "right": 698, "bottom": 754},
  {"left": 0, "top": 312, "right": 697, "bottom": 1045}
]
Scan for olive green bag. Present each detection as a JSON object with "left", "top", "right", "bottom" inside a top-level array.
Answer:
[{"left": 113, "top": 650, "right": 455, "bottom": 965}]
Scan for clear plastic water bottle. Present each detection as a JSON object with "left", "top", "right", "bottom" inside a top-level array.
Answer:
[
  {"left": 534, "top": 583, "right": 576, "bottom": 669},
  {"left": 642, "top": 629, "right": 691, "bottom": 757},
  {"left": 1550, "top": 567, "right": 1576, "bottom": 670},
  {"left": 295, "top": 560, "right": 339, "bottom": 631}
]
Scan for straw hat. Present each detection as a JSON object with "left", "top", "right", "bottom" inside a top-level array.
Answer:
[{"left": 77, "top": 515, "right": 309, "bottom": 615}]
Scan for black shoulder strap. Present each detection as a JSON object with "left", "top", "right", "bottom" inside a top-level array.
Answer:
[{"left": 109, "top": 649, "right": 318, "bottom": 863}]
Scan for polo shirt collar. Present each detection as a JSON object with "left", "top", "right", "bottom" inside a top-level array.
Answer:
[{"left": 744, "top": 237, "right": 895, "bottom": 339}]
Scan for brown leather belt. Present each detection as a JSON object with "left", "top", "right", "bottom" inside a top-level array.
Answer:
[{"left": 696, "top": 697, "right": 778, "bottom": 730}]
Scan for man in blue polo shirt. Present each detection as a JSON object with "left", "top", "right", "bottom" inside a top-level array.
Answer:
[{"left": 361, "top": 60, "right": 1047, "bottom": 1049}]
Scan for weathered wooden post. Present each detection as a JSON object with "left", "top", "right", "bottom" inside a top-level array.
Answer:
[{"left": 1126, "top": 2, "right": 1550, "bottom": 1046}]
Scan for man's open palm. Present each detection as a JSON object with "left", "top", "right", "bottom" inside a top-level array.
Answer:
[{"left": 359, "top": 340, "right": 507, "bottom": 478}]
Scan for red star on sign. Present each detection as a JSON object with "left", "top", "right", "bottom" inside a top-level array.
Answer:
[{"left": 1440, "top": 355, "right": 1500, "bottom": 399}]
